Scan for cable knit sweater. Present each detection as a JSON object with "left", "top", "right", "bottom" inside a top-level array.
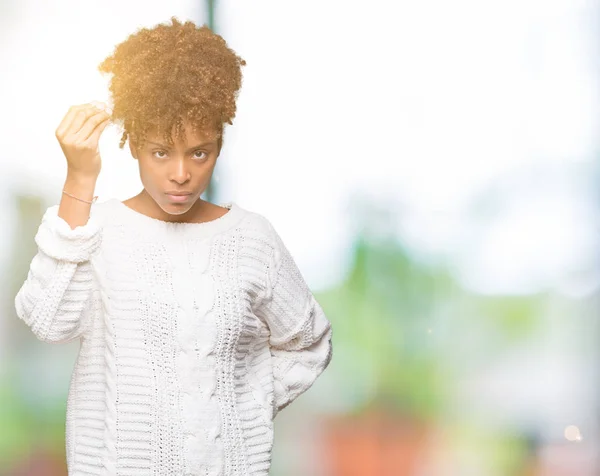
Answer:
[{"left": 14, "top": 197, "right": 333, "bottom": 476}]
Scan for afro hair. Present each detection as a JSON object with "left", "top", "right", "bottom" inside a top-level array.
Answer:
[{"left": 98, "top": 16, "right": 246, "bottom": 152}]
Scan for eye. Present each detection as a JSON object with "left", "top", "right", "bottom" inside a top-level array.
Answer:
[
  {"left": 153, "top": 150, "right": 168, "bottom": 159},
  {"left": 193, "top": 150, "right": 208, "bottom": 160}
]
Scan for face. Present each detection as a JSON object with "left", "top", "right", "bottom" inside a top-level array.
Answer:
[{"left": 129, "top": 121, "right": 221, "bottom": 222}]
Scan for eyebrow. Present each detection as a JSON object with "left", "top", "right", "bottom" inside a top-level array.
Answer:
[{"left": 146, "top": 140, "right": 216, "bottom": 151}]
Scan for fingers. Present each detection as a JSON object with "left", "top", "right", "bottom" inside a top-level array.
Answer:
[
  {"left": 83, "top": 113, "right": 111, "bottom": 145},
  {"left": 55, "top": 105, "right": 81, "bottom": 139},
  {"left": 71, "top": 103, "right": 111, "bottom": 137},
  {"left": 55, "top": 102, "right": 112, "bottom": 139},
  {"left": 56, "top": 103, "right": 94, "bottom": 138},
  {"left": 69, "top": 106, "right": 98, "bottom": 136},
  {"left": 73, "top": 108, "right": 111, "bottom": 143}
]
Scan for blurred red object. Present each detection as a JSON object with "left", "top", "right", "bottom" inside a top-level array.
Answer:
[
  {"left": 9, "top": 444, "right": 67, "bottom": 476},
  {"left": 322, "top": 409, "right": 432, "bottom": 476}
]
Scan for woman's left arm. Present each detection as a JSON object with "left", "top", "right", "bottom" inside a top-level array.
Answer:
[{"left": 253, "top": 221, "right": 333, "bottom": 418}]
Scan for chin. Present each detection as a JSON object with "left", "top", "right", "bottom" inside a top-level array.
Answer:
[{"left": 160, "top": 202, "right": 193, "bottom": 215}]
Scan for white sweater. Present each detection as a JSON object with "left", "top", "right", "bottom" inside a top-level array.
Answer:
[{"left": 14, "top": 198, "right": 333, "bottom": 476}]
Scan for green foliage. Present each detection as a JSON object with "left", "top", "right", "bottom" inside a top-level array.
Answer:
[
  {"left": 0, "top": 381, "right": 30, "bottom": 465},
  {"left": 0, "top": 364, "right": 68, "bottom": 467},
  {"left": 317, "top": 229, "right": 543, "bottom": 420}
]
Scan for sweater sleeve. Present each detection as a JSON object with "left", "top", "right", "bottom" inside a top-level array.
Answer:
[
  {"left": 254, "top": 220, "right": 333, "bottom": 418},
  {"left": 14, "top": 204, "right": 102, "bottom": 344}
]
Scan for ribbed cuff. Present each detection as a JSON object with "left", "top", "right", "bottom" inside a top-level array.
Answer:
[{"left": 34, "top": 205, "right": 102, "bottom": 263}]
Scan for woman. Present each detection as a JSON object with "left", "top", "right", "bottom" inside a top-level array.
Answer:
[{"left": 15, "top": 17, "right": 333, "bottom": 475}]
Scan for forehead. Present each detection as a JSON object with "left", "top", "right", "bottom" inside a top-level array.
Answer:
[{"left": 145, "top": 122, "right": 219, "bottom": 146}]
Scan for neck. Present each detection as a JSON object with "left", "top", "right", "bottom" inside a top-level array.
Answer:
[{"left": 136, "top": 189, "right": 207, "bottom": 223}]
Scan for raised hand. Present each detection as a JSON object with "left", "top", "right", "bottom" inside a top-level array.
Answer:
[{"left": 55, "top": 101, "right": 112, "bottom": 180}]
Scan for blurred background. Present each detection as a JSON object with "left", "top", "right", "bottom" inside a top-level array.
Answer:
[{"left": 1, "top": 0, "right": 599, "bottom": 475}]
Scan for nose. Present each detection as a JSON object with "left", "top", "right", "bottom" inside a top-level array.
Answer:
[{"left": 169, "top": 157, "right": 191, "bottom": 184}]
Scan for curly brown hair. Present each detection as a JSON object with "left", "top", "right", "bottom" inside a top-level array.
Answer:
[{"left": 98, "top": 16, "right": 246, "bottom": 152}]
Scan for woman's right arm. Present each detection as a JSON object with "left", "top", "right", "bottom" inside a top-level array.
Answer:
[
  {"left": 15, "top": 190, "right": 102, "bottom": 343},
  {"left": 14, "top": 102, "right": 111, "bottom": 344}
]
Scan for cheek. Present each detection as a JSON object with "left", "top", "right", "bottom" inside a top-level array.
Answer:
[{"left": 137, "top": 161, "right": 159, "bottom": 190}]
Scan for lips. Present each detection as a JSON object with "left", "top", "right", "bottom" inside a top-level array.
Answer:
[{"left": 166, "top": 192, "right": 192, "bottom": 203}]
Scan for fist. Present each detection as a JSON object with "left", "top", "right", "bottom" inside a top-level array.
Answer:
[{"left": 55, "top": 101, "right": 112, "bottom": 179}]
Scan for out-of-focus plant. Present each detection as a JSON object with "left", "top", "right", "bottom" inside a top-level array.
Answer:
[
  {"left": 1, "top": 194, "right": 70, "bottom": 470},
  {"left": 316, "top": 198, "right": 543, "bottom": 422},
  {"left": 318, "top": 234, "right": 449, "bottom": 421}
]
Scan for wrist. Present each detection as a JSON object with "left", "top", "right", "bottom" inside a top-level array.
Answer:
[
  {"left": 63, "top": 175, "right": 98, "bottom": 204},
  {"left": 65, "top": 172, "right": 98, "bottom": 189}
]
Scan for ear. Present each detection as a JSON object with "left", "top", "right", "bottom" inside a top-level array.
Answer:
[{"left": 128, "top": 141, "right": 138, "bottom": 160}]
